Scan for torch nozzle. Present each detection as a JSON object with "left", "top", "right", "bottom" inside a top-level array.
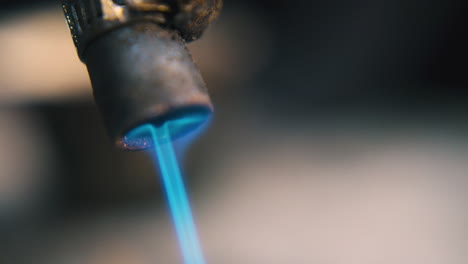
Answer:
[
  {"left": 84, "top": 23, "right": 212, "bottom": 150},
  {"left": 62, "top": 0, "right": 222, "bottom": 150}
]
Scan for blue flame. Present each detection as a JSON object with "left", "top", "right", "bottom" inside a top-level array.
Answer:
[{"left": 126, "top": 110, "right": 211, "bottom": 264}]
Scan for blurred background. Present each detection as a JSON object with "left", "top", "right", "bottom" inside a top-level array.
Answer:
[{"left": 1, "top": 0, "right": 468, "bottom": 263}]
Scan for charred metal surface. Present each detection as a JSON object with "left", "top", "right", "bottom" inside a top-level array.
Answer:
[
  {"left": 61, "top": 0, "right": 221, "bottom": 150},
  {"left": 173, "top": 0, "right": 223, "bottom": 41},
  {"left": 62, "top": 0, "right": 223, "bottom": 59}
]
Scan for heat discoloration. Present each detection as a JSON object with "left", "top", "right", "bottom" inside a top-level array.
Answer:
[
  {"left": 174, "top": 0, "right": 223, "bottom": 40},
  {"left": 62, "top": 0, "right": 223, "bottom": 57}
]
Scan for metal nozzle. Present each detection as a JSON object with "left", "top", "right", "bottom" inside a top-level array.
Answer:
[
  {"left": 85, "top": 22, "right": 211, "bottom": 150},
  {"left": 62, "top": 0, "right": 222, "bottom": 150}
]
